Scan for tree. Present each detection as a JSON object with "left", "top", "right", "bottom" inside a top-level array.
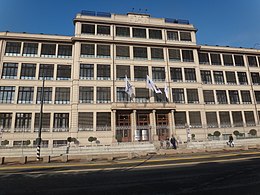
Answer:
[
  {"left": 249, "top": 129, "right": 257, "bottom": 136},
  {"left": 88, "top": 136, "right": 97, "bottom": 146},
  {"left": 1, "top": 139, "right": 9, "bottom": 146},
  {"left": 213, "top": 131, "right": 221, "bottom": 137}
]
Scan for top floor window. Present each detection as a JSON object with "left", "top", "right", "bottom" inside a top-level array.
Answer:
[
  {"left": 116, "top": 26, "right": 130, "bottom": 37},
  {"left": 167, "top": 31, "right": 178, "bottom": 41},
  {"left": 81, "top": 24, "right": 95, "bottom": 34},
  {"left": 5, "top": 42, "right": 21, "bottom": 56},
  {"left": 198, "top": 52, "right": 209, "bottom": 64},
  {"left": 180, "top": 32, "right": 192, "bottom": 41},
  {"left": 223, "top": 54, "right": 233, "bottom": 66},
  {"left": 133, "top": 28, "right": 146, "bottom": 38},
  {"left": 22, "top": 42, "right": 38, "bottom": 57},
  {"left": 247, "top": 56, "right": 258, "bottom": 67},
  {"left": 149, "top": 29, "right": 162, "bottom": 39},
  {"left": 41, "top": 43, "right": 56, "bottom": 58},
  {"left": 234, "top": 55, "right": 244, "bottom": 66},
  {"left": 58, "top": 45, "right": 72, "bottom": 58},
  {"left": 97, "top": 25, "right": 110, "bottom": 35},
  {"left": 182, "top": 50, "right": 194, "bottom": 62},
  {"left": 210, "top": 53, "right": 221, "bottom": 65}
]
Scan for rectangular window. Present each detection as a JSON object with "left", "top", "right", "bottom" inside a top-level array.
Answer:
[
  {"left": 97, "top": 112, "right": 111, "bottom": 131},
  {"left": 206, "top": 112, "right": 218, "bottom": 128},
  {"left": 172, "top": 88, "right": 185, "bottom": 103},
  {"left": 22, "top": 42, "right": 38, "bottom": 57},
  {"left": 116, "top": 65, "right": 130, "bottom": 80},
  {"left": 219, "top": 111, "right": 231, "bottom": 127},
  {"left": 184, "top": 68, "right": 196, "bottom": 82},
  {"left": 5, "top": 41, "right": 21, "bottom": 56},
  {"left": 81, "top": 24, "right": 95, "bottom": 34},
  {"left": 79, "top": 86, "right": 94, "bottom": 103},
  {"left": 226, "top": 71, "right": 236, "bottom": 85},
  {"left": 117, "top": 87, "right": 130, "bottom": 102},
  {"left": 174, "top": 111, "right": 186, "bottom": 128},
  {"left": 2, "top": 63, "right": 18, "bottom": 79},
  {"left": 228, "top": 90, "right": 240, "bottom": 104},
  {"left": 97, "top": 25, "right": 110, "bottom": 35},
  {"left": 180, "top": 32, "right": 192, "bottom": 41},
  {"left": 0, "top": 86, "right": 15, "bottom": 103},
  {"left": 39, "top": 64, "right": 54, "bottom": 80},
  {"left": 203, "top": 90, "right": 215, "bottom": 104},
  {"left": 97, "top": 87, "right": 111, "bottom": 103},
  {"left": 200, "top": 70, "right": 212, "bottom": 84},
  {"left": 154, "top": 88, "right": 167, "bottom": 102},
  {"left": 187, "top": 89, "right": 199, "bottom": 103},
  {"left": 18, "top": 87, "right": 34, "bottom": 104},
  {"left": 151, "top": 48, "right": 164, "bottom": 60},
  {"left": 97, "top": 64, "right": 110, "bottom": 80},
  {"left": 133, "top": 28, "right": 146, "bottom": 38},
  {"left": 116, "top": 45, "right": 130, "bottom": 59},
  {"left": 149, "top": 29, "right": 162, "bottom": 39},
  {"left": 216, "top": 90, "right": 227, "bottom": 104},
  {"left": 223, "top": 54, "right": 233, "bottom": 66},
  {"left": 255, "top": 91, "right": 260, "bottom": 104},
  {"left": 247, "top": 56, "right": 258, "bottom": 67},
  {"left": 53, "top": 140, "right": 67, "bottom": 147},
  {"left": 189, "top": 111, "right": 201, "bottom": 128},
  {"left": 20, "top": 63, "right": 36, "bottom": 79},
  {"left": 237, "top": 72, "right": 248, "bottom": 85},
  {"left": 116, "top": 26, "right": 130, "bottom": 37},
  {"left": 57, "top": 65, "right": 71, "bottom": 80},
  {"left": 15, "top": 113, "right": 32, "bottom": 130},
  {"left": 0, "top": 113, "right": 12, "bottom": 129},
  {"left": 234, "top": 55, "right": 244, "bottom": 66},
  {"left": 80, "top": 64, "right": 94, "bottom": 80},
  {"left": 152, "top": 67, "right": 165, "bottom": 81},
  {"left": 198, "top": 52, "right": 209, "bottom": 64},
  {"left": 168, "top": 49, "right": 181, "bottom": 61},
  {"left": 34, "top": 113, "right": 51, "bottom": 131},
  {"left": 251, "top": 72, "right": 260, "bottom": 85},
  {"left": 213, "top": 71, "right": 224, "bottom": 84},
  {"left": 55, "top": 87, "right": 70, "bottom": 104},
  {"left": 41, "top": 43, "right": 56, "bottom": 57},
  {"left": 37, "top": 87, "right": 52, "bottom": 104},
  {"left": 170, "top": 68, "right": 182, "bottom": 82},
  {"left": 135, "top": 88, "right": 149, "bottom": 103},
  {"left": 97, "top": 44, "right": 110, "bottom": 58},
  {"left": 167, "top": 31, "right": 178, "bottom": 41},
  {"left": 53, "top": 113, "right": 69, "bottom": 130},
  {"left": 182, "top": 50, "right": 194, "bottom": 62},
  {"left": 232, "top": 111, "right": 243, "bottom": 127},
  {"left": 78, "top": 112, "right": 93, "bottom": 131},
  {"left": 58, "top": 45, "right": 72, "bottom": 58},
  {"left": 241, "top": 90, "right": 251, "bottom": 104},
  {"left": 133, "top": 47, "right": 147, "bottom": 59},
  {"left": 81, "top": 44, "right": 95, "bottom": 58},
  {"left": 210, "top": 53, "right": 221, "bottom": 65},
  {"left": 244, "top": 111, "right": 255, "bottom": 126},
  {"left": 134, "top": 66, "right": 148, "bottom": 81}
]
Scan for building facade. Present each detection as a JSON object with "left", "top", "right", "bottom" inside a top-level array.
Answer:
[{"left": 0, "top": 11, "right": 260, "bottom": 148}]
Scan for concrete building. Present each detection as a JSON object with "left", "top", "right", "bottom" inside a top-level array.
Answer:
[{"left": 0, "top": 11, "right": 260, "bottom": 148}]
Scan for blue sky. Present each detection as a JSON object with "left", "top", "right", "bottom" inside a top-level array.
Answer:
[{"left": 1, "top": 0, "right": 260, "bottom": 48}]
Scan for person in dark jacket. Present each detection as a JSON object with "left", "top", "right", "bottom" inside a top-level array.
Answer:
[
  {"left": 228, "top": 135, "right": 234, "bottom": 147},
  {"left": 170, "top": 135, "right": 177, "bottom": 149}
]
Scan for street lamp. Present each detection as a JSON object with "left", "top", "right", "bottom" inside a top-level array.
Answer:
[{"left": 36, "top": 68, "right": 45, "bottom": 161}]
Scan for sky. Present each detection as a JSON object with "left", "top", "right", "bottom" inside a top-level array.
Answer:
[{"left": 0, "top": 0, "right": 260, "bottom": 48}]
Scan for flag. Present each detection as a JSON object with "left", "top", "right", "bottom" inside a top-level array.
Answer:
[
  {"left": 125, "top": 75, "right": 134, "bottom": 97},
  {"left": 164, "top": 81, "right": 169, "bottom": 100},
  {"left": 146, "top": 75, "right": 162, "bottom": 94}
]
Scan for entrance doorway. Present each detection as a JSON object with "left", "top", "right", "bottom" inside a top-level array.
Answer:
[
  {"left": 156, "top": 113, "right": 169, "bottom": 141},
  {"left": 116, "top": 113, "right": 131, "bottom": 142},
  {"left": 136, "top": 113, "right": 150, "bottom": 141}
]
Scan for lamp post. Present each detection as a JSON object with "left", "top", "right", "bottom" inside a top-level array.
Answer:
[{"left": 36, "top": 69, "right": 45, "bottom": 161}]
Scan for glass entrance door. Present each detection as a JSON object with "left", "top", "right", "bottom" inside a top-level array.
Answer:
[
  {"left": 136, "top": 113, "right": 150, "bottom": 141},
  {"left": 116, "top": 113, "right": 131, "bottom": 142},
  {"left": 156, "top": 113, "right": 169, "bottom": 141}
]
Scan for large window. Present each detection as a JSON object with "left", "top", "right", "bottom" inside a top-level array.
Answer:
[
  {"left": 78, "top": 112, "right": 93, "bottom": 131},
  {"left": 189, "top": 111, "right": 202, "bottom": 128},
  {"left": 154, "top": 88, "right": 167, "bottom": 102},
  {"left": 97, "top": 87, "right": 111, "bottom": 103},
  {"left": 5, "top": 42, "right": 21, "bottom": 56},
  {"left": 172, "top": 88, "right": 185, "bottom": 103},
  {"left": 57, "top": 65, "right": 71, "bottom": 80},
  {"left": 206, "top": 112, "right": 218, "bottom": 128},
  {"left": 116, "top": 26, "right": 130, "bottom": 37},
  {"left": 247, "top": 56, "right": 258, "bottom": 67},
  {"left": 58, "top": 45, "right": 72, "bottom": 58},
  {"left": 20, "top": 63, "right": 36, "bottom": 80},
  {"left": 34, "top": 113, "right": 51, "bottom": 131},
  {"left": 37, "top": 87, "right": 52, "bottom": 104},
  {"left": 234, "top": 55, "right": 244, "bottom": 66},
  {"left": 187, "top": 89, "right": 199, "bottom": 104},
  {"left": 15, "top": 113, "right": 32, "bottom": 130},
  {"left": 0, "top": 86, "right": 15, "bottom": 103},
  {"left": 180, "top": 32, "right": 192, "bottom": 41},
  {"left": 116, "top": 45, "right": 130, "bottom": 59},
  {"left": 55, "top": 87, "right": 70, "bottom": 104},
  {"left": 53, "top": 113, "right": 69, "bottom": 130},
  {"left": 244, "top": 111, "right": 255, "bottom": 126},
  {"left": 200, "top": 70, "right": 212, "bottom": 84},
  {"left": 213, "top": 71, "right": 224, "bottom": 84},
  {"left": 167, "top": 31, "right": 178, "bottom": 41},
  {"left": 116, "top": 65, "right": 130, "bottom": 80},
  {"left": 22, "top": 42, "right": 38, "bottom": 57},
  {"left": 228, "top": 90, "right": 240, "bottom": 104},
  {"left": 80, "top": 64, "right": 94, "bottom": 80},
  {"left": 149, "top": 29, "right": 162, "bottom": 39},
  {"left": 203, "top": 90, "right": 215, "bottom": 104},
  {"left": 133, "top": 47, "right": 147, "bottom": 59},
  {"left": 219, "top": 111, "right": 231, "bottom": 127},
  {"left": 168, "top": 49, "right": 181, "bottom": 61},
  {"left": 171, "top": 68, "right": 182, "bottom": 82},
  {"left": 97, "top": 64, "right": 110, "bottom": 80},
  {"left": 210, "top": 53, "right": 221, "bottom": 65},
  {"left": 97, "top": 25, "right": 110, "bottom": 35},
  {"left": 241, "top": 90, "right": 251, "bottom": 104},
  {"left": 198, "top": 52, "right": 209, "bottom": 64},
  {"left": 81, "top": 24, "right": 95, "bottom": 34},
  {"left": 117, "top": 87, "right": 130, "bottom": 102},
  {"left": 184, "top": 68, "right": 196, "bottom": 82},
  {"left": 232, "top": 111, "right": 243, "bottom": 127},
  {"left": 133, "top": 28, "right": 146, "bottom": 38},
  {"left": 182, "top": 50, "right": 194, "bottom": 62},
  {"left": 152, "top": 67, "right": 165, "bottom": 81},
  {"left": 174, "top": 111, "right": 186, "bottom": 128},
  {"left": 237, "top": 72, "right": 248, "bottom": 85},
  {"left": 255, "top": 91, "right": 260, "bottom": 104},
  {"left": 135, "top": 88, "right": 149, "bottom": 103},
  {"left": 251, "top": 72, "right": 260, "bottom": 85},
  {"left": 79, "top": 87, "right": 94, "bottom": 103},
  {"left": 134, "top": 66, "right": 148, "bottom": 81},
  {"left": 216, "top": 90, "right": 227, "bottom": 104},
  {"left": 97, "top": 44, "right": 110, "bottom": 58},
  {"left": 226, "top": 71, "right": 236, "bottom": 85},
  {"left": 41, "top": 43, "right": 56, "bottom": 58},
  {"left": 223, "top": 54, "right": 233, "bottom": 66},
  {"left": 0, "top": 113, "right": 12, "bottom": 129},
  {"left": 151, "top": 48, "right": 164, "bottom": 60},
  {"left": 2, "top": 63, "right": 18, "bottom": 79},
  {"left": 39, "top": 64, "right": 54, "bottom": 80},
  {"left": 96, "top": 112, "right": 111, "bottom": 131},
  {"left": 18, "top": 87, "right": 34, "bottom": 104},
  {"left": 81, "top": 44, "right": 95, "bottom": 58}
]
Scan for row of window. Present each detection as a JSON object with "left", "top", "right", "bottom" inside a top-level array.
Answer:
[
  {"left": 81, "top": 23, "right": 192, "bottom": 42},
  {"left": 5, "top": 42, "right": 72, "bottom": 58},
  {"left": 198, "top": 52, "right": 260, "bottom": 67}
]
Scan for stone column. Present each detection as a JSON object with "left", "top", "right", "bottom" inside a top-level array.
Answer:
[
  {"left": 151, "top": 110, "right": 157, "bottom": 141},
  {"left": 131, "top": 110, "right": 137, "bottom": 142},
  {"left": 111, "top": 110, "right": 117, "bottom": 143}
]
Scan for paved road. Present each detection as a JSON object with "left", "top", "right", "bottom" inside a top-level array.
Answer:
[{"left": 1, "top": 150, "right": 260, "bottom": 195}]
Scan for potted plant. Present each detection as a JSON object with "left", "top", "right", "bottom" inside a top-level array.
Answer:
[
  {"left": 213, "top": 131, "right": 221, "bottom": 140},
  {"left": 249, "top": 129, "right": 257, "bottom": 137},
  {"left": 116, "top": 134, "right": 123, "bottom": 143},
  {"left": 1, "top": 139, "right": 9, "bottom": 146},
  {"left": 191, "top": 134, "right": 196, "bottom": 140},
  {"left": 88, "top": 136, "right": 97, "bottom": 146}
]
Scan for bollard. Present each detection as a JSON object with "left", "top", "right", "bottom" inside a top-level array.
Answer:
[
  {"left": 20, "top": 156, "right": 27, "bottom": 164},
  {"left": 43, "top": 156, "right": 51, "bottom": 163},
  {"left": 0, "top": 157, "right": 4, "bottom": 165}
]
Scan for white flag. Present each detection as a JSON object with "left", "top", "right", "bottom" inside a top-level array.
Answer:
[
  {"left": 125, "top": 75, "right": 134, "bottom": 96},
  {"left": 146, "top": 75, "right": 162, "bottom": 94},
  {"left": 164, "top": 81, "right": 169, "bottom": 100}
]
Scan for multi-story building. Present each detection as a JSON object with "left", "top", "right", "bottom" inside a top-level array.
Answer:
[{"left": 0, "top": 11, "right": 259, "bottom": 148}]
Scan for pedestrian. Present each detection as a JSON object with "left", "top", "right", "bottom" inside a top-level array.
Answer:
[
  {"left": 166, "top": 137, "right": 170, "bottom": 149},
  {"left": 170, "top": 135, "right": 177, "bottom": 149},
  {"left": 227, "top": 135, "right": 234, "bottom": 147}
]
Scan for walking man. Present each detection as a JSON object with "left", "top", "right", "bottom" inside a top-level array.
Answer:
[{"left": 170, "top": 135, "right": 177, "bottom": 149}]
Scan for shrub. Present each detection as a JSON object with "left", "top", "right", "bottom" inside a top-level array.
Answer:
[
  {"left": 249, "top": 129, "right": 257, "bottom": 136},
  {"left": 116, "top": 134, "right": 123, "bottom": 142},
  {"left": 213, "top": 131, "right": 221, "bottom": 137},
  {"left": 67, "top": 137, "right": 72, "bottom": 142},
  {"left": 1, "top": 140, "right": 9, "bottom": 146},
  {"left": 88, "top": 136, "right": 97, "bottom": 143},
  {"left": 233, "top": 130, "right": 240, "bottom": 136}
]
